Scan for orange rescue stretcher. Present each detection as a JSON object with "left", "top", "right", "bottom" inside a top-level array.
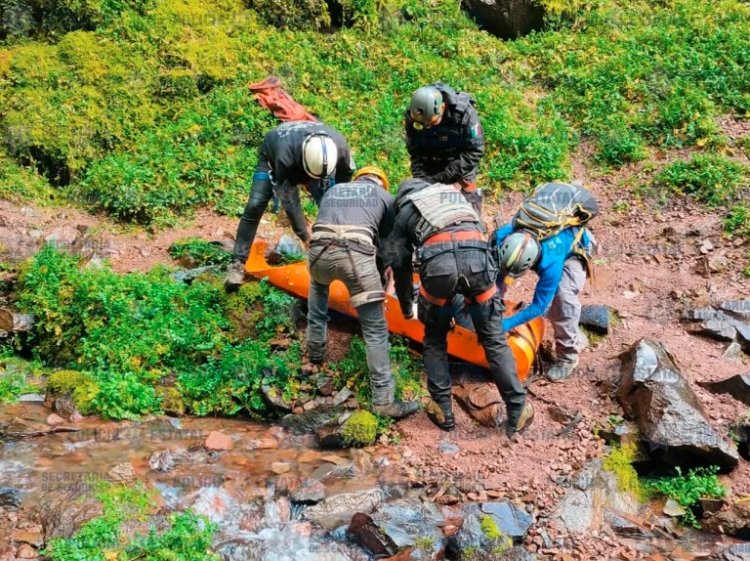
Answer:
[{"left": 245, "top": 241, "right": 545, "bottom": 384}]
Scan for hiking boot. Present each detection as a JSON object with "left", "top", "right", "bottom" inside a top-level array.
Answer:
[
  {"left": 506, "top": 401, "right": 534, "bottom": 438},
  {"left": 425, "top": 399, "right": 455, "bottom": 431},
  {"left": 372, "top": 400, "right": 420, "bottom": 420},
  {"left": 224, "top": 261, "right": 246, "bottom": 292},
  {"left": 545, "top": 357, "right": 579, "bottom": 383}
]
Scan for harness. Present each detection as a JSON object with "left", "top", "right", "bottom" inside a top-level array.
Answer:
[
  {"left": 309, "top": 224, "right": 380, "bottom": 305},
  {"left": 418, "top": 229, "right": 497, "bottom": 307}
]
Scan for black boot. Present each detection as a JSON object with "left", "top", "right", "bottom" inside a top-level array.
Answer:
[{"left": 425, "top": 399, "right": 455, "bottom": 431}]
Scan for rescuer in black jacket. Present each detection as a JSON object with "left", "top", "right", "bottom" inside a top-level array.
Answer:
[
  {"left": 405, "top": 83, "right": 485, "bottom": 215},
  {"left": 388, "top": 178, "right": 533, "bottom": 436},
  {"left": 226, "top": 120, "right": 354, "bottom": 290}
]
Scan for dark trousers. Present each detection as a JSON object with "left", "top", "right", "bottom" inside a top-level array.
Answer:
[
  {"left": 233, "top": 158, "right": 274, "bottom": 264},
  {"left": 417, "top": 243, "right": 525, "bottom": 415}
]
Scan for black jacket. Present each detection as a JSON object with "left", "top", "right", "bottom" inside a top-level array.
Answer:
[
  {"left": 260, "top": 121, "right": 355, "bottom": 241},
  {"left": 404, "top": 83, "right": 485, "bottom": 184}
]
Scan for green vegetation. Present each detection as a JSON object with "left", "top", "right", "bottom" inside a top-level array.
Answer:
[
  {"left": 340, "top": 409, "right": 378, "bottom": 446},
  {"left": 480, "top": 515, "right": 512, "bottom": 556},
  {"left": 646, "top": 466, "right": 727, "bottom": 528},
  {"left": 0, "top": 0, "right": 748, "bottom": 225},
  {"left": 602, "top": 442, "right": 643, "bottom": 498},
  {"left": 47, "top": 369, "right": 100, "bottom": 415},
  {"left": 44, "top": 482, "right": 218, "bottom": 561},
  {"left": 653, "top": 155, "right": 749, "bottom": 207},
  {"left": 168, "top": 239, "right": 232, "bottom": 267},
  {"left": 332, "top": 335, "right": 424, "bottom": 406},
  {"left": 0, "top": 356, "right": 43, "bottom": 403},
  {"left": 7, "top": 246, "right": 305, "bottom": 419}
]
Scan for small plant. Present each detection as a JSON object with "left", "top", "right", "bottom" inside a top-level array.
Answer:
[
  {"left": 725, "top": 203, "right": 750, "bottom": 240},
  {"left": 602, "top": 442, "right": 644, "bottom": 498},
  {"left": 480, "top": 515, "right": 513, "bottom": 556},
  {"left": 646, "top": 466, "right": 727, "bottom": 528},
  {"left": 168, "top": 239, "right": 232, "bottom": 267},
  {"left": 47, "top": 369, "right": 100, "bottom": 415}
]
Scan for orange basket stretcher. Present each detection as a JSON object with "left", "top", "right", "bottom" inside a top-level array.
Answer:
[{"left": 245, "top": 241, "right": 545, "bottom": 384}]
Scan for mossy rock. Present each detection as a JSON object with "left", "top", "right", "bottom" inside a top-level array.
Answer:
[
  {"left": 340, "top": 410, "right": 377, "bottom": 447},
  {"left": 157, "top": 386, "right": 186, "bottom": 416},
  {"left": 46, "top": 369, "right": 100, "bottom": 415}
]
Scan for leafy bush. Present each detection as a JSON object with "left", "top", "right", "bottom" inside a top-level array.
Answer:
[
  {"left": 11, "top": 246, "right": 309, "bottom": 419},
  {"left": 646, "top": 466, "right": 727, "bottom": 528},
  {"left": 653, "top": 154, "right": 749, "bottom": 206},
  {"left": 169, "top": 238, "right": 233, "bottom": 267},
  {"left": 44, "top": 482, "right": 218, "bottom": 561},
  {"left": 725, "top": 203, "right": 750, "bottom": 239}
]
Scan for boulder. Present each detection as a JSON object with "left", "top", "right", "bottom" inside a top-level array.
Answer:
[
  {"left": 303, "top": 488, "right": 385, "bottom": 530},
  {"left": 462, "top": 0, "right": 545, "bottom": 39},
  {"left": 579, "top": 304, "right": 612, "bottom": 335},
  {"left": 617, "top": 339, "right": 739, "bottom": 473},
  {"left": 204, "top": 431, "right": 233, "bottom": 451},
  {"left": 148, "top": 449, "right": 174, "bottom": 472},
  {"left": 453, "top": 383, "right": 503, "bottom": 428},
  {"left": 347, "top": 513, "right": 398, "bottom": 557},
  {"left": 684, "top": 302, "right": 750, "bottom": 352},
  {"left": 703, "top": 500, "right": 750, "bottom": 540},
  {"left": 447, "top": 501, "right": 532, "bottom": 558},
  {"left": 0, "top": 487, "right": 22, "bottom": 508},
  {"left": 32, "top": 491, "right": 103, "bottom": 540},
  {"left": 370, "top": 499, "right": 446, "bottom": 560},
  {"left": 698, "top": 373, "right": 750, "bottom": 406},
  {"left": 722, "top": 544, "right": 750, "bottom": 561},
  {"left": 550, "top": 459, "right": 642, "bottom": 536},
  {"left": 108, "top": 462, "right": 136, "bottom": 482},
  {"left": 290, "top": 478, "right": 326, "bottom": 505}
]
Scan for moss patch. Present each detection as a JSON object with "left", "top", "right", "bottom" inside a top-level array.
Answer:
[{"left": 341, "top": 410, "right": 378, "bottom": 447}]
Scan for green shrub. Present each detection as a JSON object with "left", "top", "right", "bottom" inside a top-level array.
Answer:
[
  {"left": 341, "top": 409, "right": 378, "bottom": 446},
  {"left": 646, "top": 466, "right": 727, "bottom": 528},
  {"left": 47, "top": 369, "right": 100, "bottom": 414},
  {"left": 246, "top": 0, "right": 331, "bottom": 30},
  {"left": 725, "top": 203, "right": 750, "bottom": 239},
  {"left": 653, "top": 154, "right": 749, "bottom": 206},
  {"left": 169, "top": 238, "right": 233, "bottom": 267},
  {"left": 44, "top": 482, "right": 218, "bottom": 561}
]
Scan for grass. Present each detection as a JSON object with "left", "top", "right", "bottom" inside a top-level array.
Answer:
[
  {"left": 168, "top": 238, "right": 233, "bottom": 267},
  {"left": 0, "top": 0, "right": 748, "bottom": 225},
  {"left": 602, "top": 442, "right": 644, "bottom": 499}
]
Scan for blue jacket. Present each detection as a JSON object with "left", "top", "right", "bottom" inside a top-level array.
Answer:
[{"left": 495, "top": 225, "right": 591, "bottom": 332}]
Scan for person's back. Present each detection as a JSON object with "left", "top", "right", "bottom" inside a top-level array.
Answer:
[{"left": 306, "top": 169, "right": 417, "bottom": 420}]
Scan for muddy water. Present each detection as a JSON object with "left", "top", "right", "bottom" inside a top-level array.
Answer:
[{"left": 0, "top": 402, "right": 386, "bottom": 560}]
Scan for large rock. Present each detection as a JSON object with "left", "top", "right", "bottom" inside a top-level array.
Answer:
[
  {"left": 579, "top": 304, "right": 612, "bottom": 335},
  {"left": 303, "top": 488, "right": 386, "bottom": 530},
  {"left": 698, "top": 373, "right": 750, "bottom": 406},
  {"left": 462, "top": 0, "right": 545, "bottom": 39},
  {"left": 684, "top": 301, "right": 750, "bottom": 352},
  {"left": 549, "top": 459, "right": 641, "bottom": 536},
  {"left": 617, "top": 339, "right": 739, "bottom": 473},
  {"left": 703, "top": 500, "right": 750, "bottom": 540},
  {"left": 32, "top": 492, "right": 103, "bottom": 540},
  {"left": 347, "top": 513, "right": 398, "bottom": 557},
  {"left": 0, "top": 487, "right": 22, "bottom": 508},
  {"left": 453, "top": 383, "right": 503, "bottom": 428},
  {"left": 371, "top": 499, "right": 446, "bottom": 559},
  {"left": 447, "top": 501, "right": 532, "bottom": 558}
]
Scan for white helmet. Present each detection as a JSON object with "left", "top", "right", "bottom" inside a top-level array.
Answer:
[{"left": 302, "top": 133, "right": 338, "bottom": 179}]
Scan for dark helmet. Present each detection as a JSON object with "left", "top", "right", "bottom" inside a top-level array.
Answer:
[{"left": 409, "top": 86, "right": 445, "bottom": 126}]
